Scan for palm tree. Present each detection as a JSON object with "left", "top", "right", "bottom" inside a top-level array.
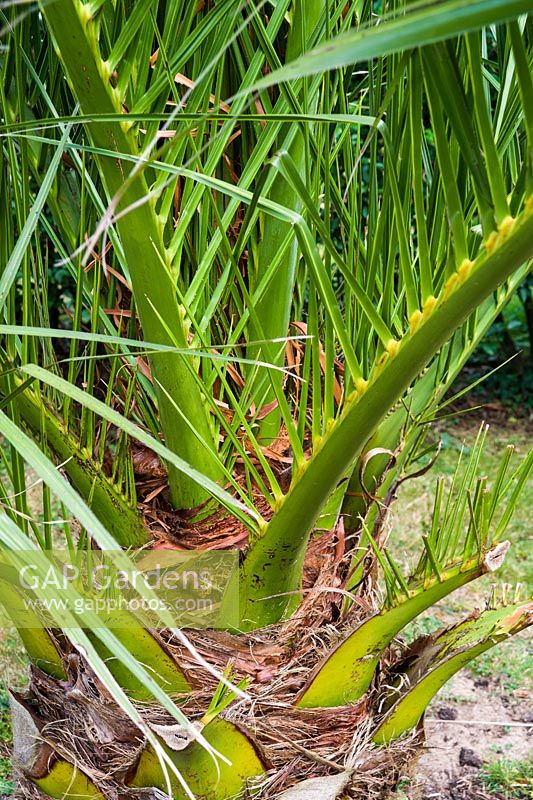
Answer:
[{"left": 0, "top": 0, "right": 532, "bottom": 797}]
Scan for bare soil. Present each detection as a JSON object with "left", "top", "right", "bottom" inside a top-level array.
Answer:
[{"left": 407, "top": 673, "right": 532, "bottom": 799}]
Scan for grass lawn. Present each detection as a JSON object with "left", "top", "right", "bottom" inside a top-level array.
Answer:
[
  {"left": 480, "top": 757, "right": 533, "bottom": 799},
  {"left": 0, "top": 630, "right": 27, "bottom": 795}
]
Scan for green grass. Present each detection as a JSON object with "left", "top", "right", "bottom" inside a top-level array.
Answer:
[
  {"left": 0, "top": 630, "right": 29, "bottom": 794},
  {"left": 389, "top": 777, "right": 412, "bottom": 799},
  {"left": 0, "top": 691, "right": 13, "bottom": 796},
  {"left": 0, "top": 758, "right": 13, "bottom": 797},
  {"left": 0, "top": 692, "right": 10, "bottom": 742},
  {"left": 480, "top": 757, "right": 533, "bottom": 799}
]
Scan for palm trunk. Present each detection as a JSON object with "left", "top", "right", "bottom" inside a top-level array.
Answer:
[{"left": 10, "top": 580, "right": 531, "bottom": 800}]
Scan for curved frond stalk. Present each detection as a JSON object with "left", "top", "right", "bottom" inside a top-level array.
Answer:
[
  {"left": 38, "top": 0, "right": 222, "bottom": 510},
  {"left": 340, "top": 258, "right": 531, "bottom": 544},
  {"left": 296, "top": 542, "right": 509, "bottom": 708},
  {"left": 372, "top": 600, "right": 533, "bottom": 744},
  {"left": 297, "top": 431, "right": 531, "bottom": 706},
  {"left": 241, "top": 204, "right": 533, "bottom": 628}
]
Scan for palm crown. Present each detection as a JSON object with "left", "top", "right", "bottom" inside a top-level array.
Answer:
[{"left": 0, "top": 1, "right": 532, "bottom": 798}]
